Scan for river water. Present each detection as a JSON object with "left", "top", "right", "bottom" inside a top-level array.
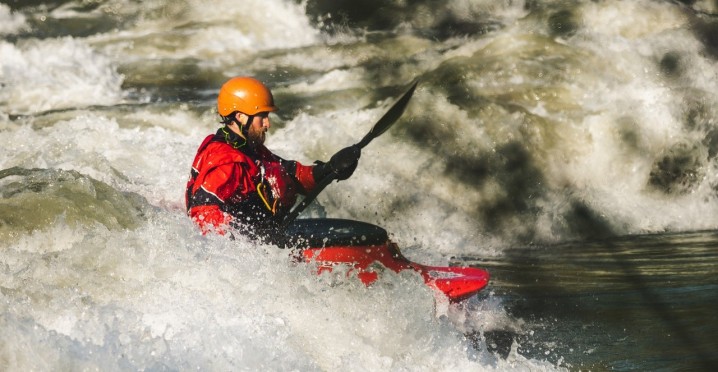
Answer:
[{"left": 1, "top": 0, "right": 717, "bottom": 370}]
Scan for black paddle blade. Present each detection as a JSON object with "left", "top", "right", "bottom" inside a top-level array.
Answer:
[{"left": 356, "top": 79, "right": 419, "bottom": 149}]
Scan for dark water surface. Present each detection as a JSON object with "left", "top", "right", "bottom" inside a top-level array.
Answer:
[{"left": 458, "top": 230, "right": 718, "bottom": 370}]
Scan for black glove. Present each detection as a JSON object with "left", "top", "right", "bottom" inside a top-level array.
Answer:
[{"left": 314, "top": 145, "right": 361, "bottom": 181}]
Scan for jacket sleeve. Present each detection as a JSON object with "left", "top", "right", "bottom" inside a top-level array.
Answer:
[
  {"left": 189, "top": 204, "right": 232, "bottom": 235},
  {"left": 188, "top": 161, "right": 238, "bottom": 235},
  {"left": 294, "top": 162, "right": 317, "bottom": 193},
  {"left": 188, "top": 162, "right": 242, "bottom": 234}
]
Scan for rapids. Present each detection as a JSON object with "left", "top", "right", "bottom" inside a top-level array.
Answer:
[{"left": 1, "top": 0, "right": 718, "bottom": 370}]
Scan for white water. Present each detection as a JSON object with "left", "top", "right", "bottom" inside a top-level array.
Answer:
[{"left": 2, "top": 0, "right": 718, "bottom": 370}]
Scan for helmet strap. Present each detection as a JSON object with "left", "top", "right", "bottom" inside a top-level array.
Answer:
[{"left": 241, "top": 114, "right": 254, "bottom": 138}]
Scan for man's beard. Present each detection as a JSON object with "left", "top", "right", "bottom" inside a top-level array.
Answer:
[{"left": 248, "top": 129, "right": 266, "bottom": 147}]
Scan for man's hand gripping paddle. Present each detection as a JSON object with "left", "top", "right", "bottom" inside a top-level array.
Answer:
[{"left": 280, "top": 79, "right": 419, "bottom": 229}]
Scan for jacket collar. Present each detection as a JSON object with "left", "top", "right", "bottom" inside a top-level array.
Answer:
[{"left": 214, "top": 126, "right": 248, "bottom": 150}]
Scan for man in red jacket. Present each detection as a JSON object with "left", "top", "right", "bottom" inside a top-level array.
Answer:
[{"left": 185, "top": 76, "right": 359, "bottom": 239}]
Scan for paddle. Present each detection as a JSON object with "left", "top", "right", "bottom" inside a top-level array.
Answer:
[{"left": 280, "top": 79, "right": 419, "bottom": 229}]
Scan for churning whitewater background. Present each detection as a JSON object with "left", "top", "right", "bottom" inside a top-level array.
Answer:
[{"left": 1, "top": 0, "right": 718, "bottom": 370}]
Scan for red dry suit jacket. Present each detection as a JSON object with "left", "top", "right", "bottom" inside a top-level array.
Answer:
[{"left": 185, "top": 127, "right": 316, "bottom": 235}]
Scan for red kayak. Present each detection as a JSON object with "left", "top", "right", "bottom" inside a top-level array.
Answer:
[{"left": 283, "top": 218, "right": 490, "bottom": 303}]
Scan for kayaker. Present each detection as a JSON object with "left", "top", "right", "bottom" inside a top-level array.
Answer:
[{"left": 185, "top": 76, "right": 360, "bottom": 239}]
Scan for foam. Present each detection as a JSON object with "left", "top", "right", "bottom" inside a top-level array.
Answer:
[
  {"left": 88, "top": 0, "right": 318, "bottom": 64},
  {"left": 0, "top": 4, "right": 27, "bottom": 35},
  {"left": 0, "top": 37, "right": 123, "bottom": 115},
  {"left": 1, "top": 210, "right": 539, "bottom": 370}
]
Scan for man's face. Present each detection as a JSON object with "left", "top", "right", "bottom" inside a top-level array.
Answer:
[{"left": 246, "top": 112, "right": 270, "bottom": 147}]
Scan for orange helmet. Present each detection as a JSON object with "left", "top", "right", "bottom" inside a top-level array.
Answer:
[{"left": 217, "top": 77, "right": 278, "bottom": 117}]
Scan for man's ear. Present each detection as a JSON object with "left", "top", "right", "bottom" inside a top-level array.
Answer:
[{"left": 235, "top": 112, "right": 248, "bottom": 126}]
